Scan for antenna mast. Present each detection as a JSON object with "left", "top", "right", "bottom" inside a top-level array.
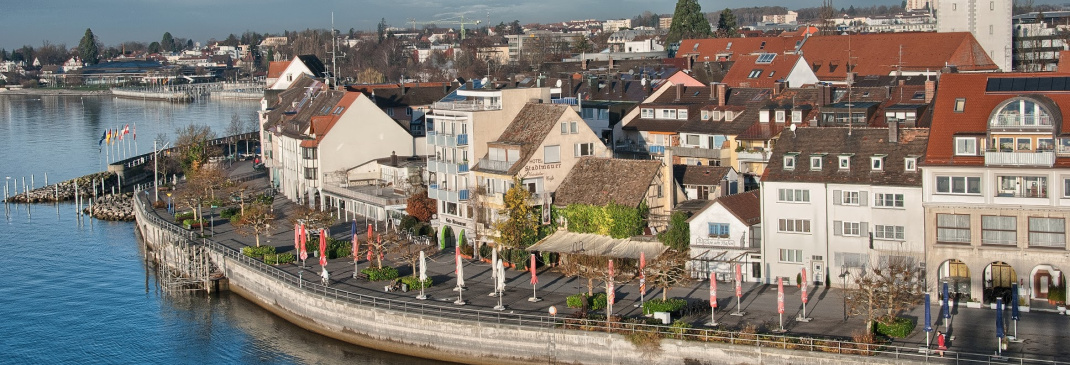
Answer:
[{"left": 331, "top": 12, "right": 339, "bottom": 89}]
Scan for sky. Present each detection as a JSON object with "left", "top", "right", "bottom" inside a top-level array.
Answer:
[{"left": 0, "top": 0, "right": 1066, "bottom": 50}]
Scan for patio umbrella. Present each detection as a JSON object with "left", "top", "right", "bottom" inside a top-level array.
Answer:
[
  {"left": 607, "top": 259, "right": 615, "bottom": 317},
  {"left": 318, "top": 229, "right": 327, "bottom": 267},
  {"left": 294, "top": 223, "right": 300, "bottom": 255},
  {"left": 942, "top": 281, "right": 951, "bottom": 328},
  {"left": 996, "top": 298, "right": 1005, "bottom": 356},
  {"left": 351, "top": 222, "right": 359, "bottom": 262},
  {"left": 924, "top": 293, "right": 933, "bottom": 351},
  {"left": 529, "top": 253, "right": 540, "bottom": 302},
  {"left": 299, "top": 224, "right": 308, "bottom": 263},
  {"left": 639, "top": 252, "right": 646, "bottom": 303},
  {"left": 1011, "top": 283, "right": 1020, "bottom": 340}
]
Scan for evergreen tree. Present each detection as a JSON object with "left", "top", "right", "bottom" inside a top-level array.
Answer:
[
  {"left": 717, "top": 8, "right": 739, "bottom": 38},
  {"left": 161, "top": 32, "right": 175, "bottom": 53},
  {"left": 148, "top": 42, "right": 161, "bottom": 54},
  {"left": 78, "top": 28, "right": 100, "bottom": 65},
  {"left": 666, "top": 0, "right": 712, "bottom": 44},
  {"left": 377, "top": 18, "right": 387, "bottom": 43}
]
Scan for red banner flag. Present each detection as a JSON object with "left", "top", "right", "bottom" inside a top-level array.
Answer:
[
  {"left": 294, "top": 224, "right": 300, "bottom": 256},
  {"left": 367, "top": 223, "right": 373, "bottom": 241},
  {"left": 801, "top": 268, "right": 809, "bottom": 304},
  {"left": 299, "top": 224, "right": 308, "bottom": 262},
  {"left": 710, "top": 273, "right": 718, "bottom": 308},
  {"left": 607, "top": 259, "right": 615, "bottom": 305},
  {"left": 777, "top": 277, "right": 785, "bottom": 314},
  {"left": 318, "top": 229, "right": 327, "bottom": 267},
  {"left": 529, "top": 254, "right": 538, "bottom": 285},
  {"left": 735, "top": 264, "right": 743, "bottom": 298},
  {"left": 639, "top": 252, "right": 646, "bottom": 295}
]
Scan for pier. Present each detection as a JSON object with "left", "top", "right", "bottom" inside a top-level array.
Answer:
[{"left": 111, "top": 81, "right": 264, "bottom": 103}]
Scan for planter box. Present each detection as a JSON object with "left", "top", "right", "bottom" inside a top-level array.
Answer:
[
  {"left": 990, "top": 303, "right": 998, "bottom": 310},
  {"left": 1020, "top": 306, "right": 1031, "bottom": 313},
  {"left": 966, "top": 301, "right": 983, "bottom": 309}
]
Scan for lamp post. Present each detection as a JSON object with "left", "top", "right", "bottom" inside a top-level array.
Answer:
[
  {"left": 153, "top": 140, "right": 171, "bottom": 202},
  {"left": 839, "top": 265, "right": 849, "bottom": 322}
]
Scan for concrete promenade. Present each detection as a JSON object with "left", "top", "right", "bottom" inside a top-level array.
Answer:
[{"left": 155, "top": 162, "right": 1070, "bottom": 363}]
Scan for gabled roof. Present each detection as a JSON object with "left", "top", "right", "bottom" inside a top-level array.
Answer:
[
  {"left": 673, "top": 165, "right": 733, "bottom": 186},
  {"left": 925, "top": 72, "right": 1070, "bottom": 166},
  {"left": 267, "top": 61, "right": 289, "bottom": 79},
  {"left": 473, "top": 104, "right": 570, "bottom": 175},
  {"left": 799, "top": 32, "right": 998, "bottom": 81},
  {"left": 300, "top": 92, "right": 360, "bottom": 148},
  {"left": 295, "top": 55, "right": 327, "bottom": 78},
  {"left": 720, "top": 53, "right": 803, "bottom": 89},
  {"left": 348, "top": 83, "right": 454, "bottom": 108},
  {"left": 262, "top": 75, "right": 345, "bottom": 139},
  {"left": 554, "top": 157, "right": 661, "bottom": 207},
  {"left": 676, "top": 36, "right": 803, "bottom": 62},
  {"left": 687, "top": 189, "right": 762, "bottom": 226},
  {"left": 765, "top": 127, "right": 929, "bottom": 187}
]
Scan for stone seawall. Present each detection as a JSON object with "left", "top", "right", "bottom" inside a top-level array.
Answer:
[{"left": 132, "top": 194, "right": 915, "bottom": 365}]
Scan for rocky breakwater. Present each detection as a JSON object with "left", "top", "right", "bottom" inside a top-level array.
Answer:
[
  {"left": 4, "top": 172, "right": 117, "bottom": 203},
  {"left": 82, "top": 193, "right": 135, "bottom": 221}
]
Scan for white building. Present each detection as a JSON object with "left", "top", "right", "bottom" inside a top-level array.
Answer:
[
  {"left": 937, "top": 0, "right": 1012, "bottom": 71},
  {"left": 268, "top": 55, "right": 327, "bottom": 90},
  {"left": 603, "top": 19, "right": 632, "bottom": 32},
  {"left": 685, "top": 190, "right": 762, "bottom": 281},
  {"left": 762, "top": 127, "right": 929, "bottom": 287},
  {"left": 762, "top": 11, "right": 798, "bottom": 25}
]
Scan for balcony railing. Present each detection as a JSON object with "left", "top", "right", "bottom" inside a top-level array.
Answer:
[
  {"left": 433, "top": 100, "right": 501, "bottom": 111},
  {"left": 457, "top": 163, "right": 470, "bottom": 173},
  {"left": 992, "top": 114, "right": 1052, "bottom": 128},
  {"left": 669, "top": 146, "right": 728, "bottom": 160},
  {"left": 648, "top": 145, "right": 666, "bottom": 155},
  {"left": 456, "top": 133, "right": 469, "bottom": 146},
  {"left": 428, "top": 132, "right": 470, "bottom": 147},
  {"left": 477, "top": 159, "right": 515, "bottom": 173},
  {"left": 551, "top": 97, "right": 579, "bottom": 106},
  {"left": 984, "top": 151, "right": 1055, "bottom": 167},
  {"left": 737, "top": 150, "right": 771, "bottom": 162},
  {"left": 458, "top": 189, "right": 470, "bottom": 201}
]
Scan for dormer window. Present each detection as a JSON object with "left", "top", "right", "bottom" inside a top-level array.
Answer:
[
  {"left": 725, "top": 111, "right": 735, "bottom": 121},
  {"left": 905, "top": 157, "right": 918, "bottom": 172},
  {"left": 701, "top": 110, "right": 709, "bottom": 120},
  {"left": 784, "top": 155, "right": 797, "bottom": 170},
  {"left": 678, "top": 109, "right": 688, "bottom": 120},
  {"left": 838, "top": 155, "right": 852, "bottom": 170},
  {"left": 954, "top": 98, "right": 965, "bottom": 113},
  {"left": 711, "top": 110, "right": 722, "bottom": 121},
  {"left": 661, "top": 109, "right": 677, "bottom": 119},
  {"left": 811, "top": 155, "right": 823, "bottom": 170},
  {"left": 792, "top": 110, "right": 802, "bottom": 123},
  {"left": 991, "top": 98, "right": 1054, "bottom": 128},
  {"left": 871, "top": 155, "right": 886, "bottom": 171},
  {"left": 954, "top": 137, "right": 978, "bottom": 156},
  {"left": 641, "top": 108, "right": 654, "bottom": 118},
  {"left": 775, "top": 110, "right": 786, "bottom": 123}
]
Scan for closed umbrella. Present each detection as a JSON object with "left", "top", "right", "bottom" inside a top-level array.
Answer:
[
  {"left": 318, "top": 229, "right": 327, "bottom": 268},
  {"left": 777, "top": 277, "right": 785, "bottom": 332},
  {"left": 996, "top": 298, "right": 1005, "bottom": 356},
  {"left": 489, "top": 249, "right": 498, "bottom": 297},
  {"left": 799, "top": 268, "right": 810, "bottom": 321},
  {"left": 942, "top": 282, "right": 951, "bottom": 332},
  {"left": 299, "top": 224, "right": 308, "bottom": 265},
  {"left": 1011, "top": 283, "right": 1020, "bottom": 340},
  {"left": 416, "top": 251, "right": 428, "bottom": 300},
  {"left": 528, "top": 254, "right": 540, "bottom": 302},
  {"left": 639, "top": 252, "right": 646, "bottom": 305},
  {"left": 607, "top": 259, "right": 615, "bottom": 318},
  {"left": 493, "top": 258, "right": 505, "bottom": 311},
  {"left": 708, "top": 272, "right": 718, "bottom": 326},
  {"left": 924, "top": 293, "right": 933, "bottom": 350}
]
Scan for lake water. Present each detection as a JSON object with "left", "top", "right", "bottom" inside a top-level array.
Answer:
[{"left": 0, "top": 94, "right": 444, "bottom": 364}]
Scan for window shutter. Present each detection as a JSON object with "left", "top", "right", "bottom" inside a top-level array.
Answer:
[
  {"left": 833, "top": 221, "right": 843, "bottom": 236},
  {"left": 832, "top": 190, "right": 842, "bottom": 205},
  {"left": 861, "top": 222, "right": 869, "bottom": 236},
  {"left": 859, "top": 192, "right": 869, "bottom": 206}
]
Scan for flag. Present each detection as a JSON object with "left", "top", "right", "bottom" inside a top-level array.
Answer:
[
  {"left": 132, "top": 124, "right": 136, "bottom": 140},
  {"left": 942, "top": 282, "right": 951, "bottom": 320},
  {"left": 98, "top": 131, "right": 106, "bottom": 146},
  {"left": 351, "top": 221, "right": 359, "bottom": 262},
  {"left": 710, "top": 272, "right": 718, "bottom": 308},
  {"left": 735, "top": 264, "right": 743, "bottom": 298},
  {"left": 123, "top": 124, "right": 130, "bottom": 135},
  {"left": 996, "top": 298, "right": 1005, "bottom": 339},
  {"left": 318, "top": 229, "right": 327, "bottom": 267},
  {"left": 1012, "top": 283, "right": 1020, "bottom": 321},
  {"left": 777, "top": 277, "right": 784, "bottom": 314},
  {"left": 299, "top": 224, "right": 308, "bottom": 262},
  {"left": 607, "top": 259, "right": 615, "bottom": 306},
  {"left": 924, "top": 293, "right": 933, "bottom": 333},
  {"left": 801, "top": 268, "right": 808, "bottom": 304},
  {"left": 105, "top": 129, "right": 111, "bottom": 144},
  {"left": 638, "top": 251, "right": 646, "bottom": 296},
  {"left": 455, "top": 246, "right": 465, "bottom": 287},
  {"left": 529, "top": 254, "right": 538, "bottom": 285},
  {"left": 419, "top": 251, "right": 428, "bottom": 282},
  {"left": 294, "top": 223, "right": 301, "bottom": 256}
]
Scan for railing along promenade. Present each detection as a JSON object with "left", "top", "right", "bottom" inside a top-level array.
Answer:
[{"left": 132, "top": 191, "right": 1068, "bottom": 365}]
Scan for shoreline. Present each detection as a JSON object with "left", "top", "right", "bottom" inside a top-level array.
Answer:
[{"left": 0, "top": 88, "right": 112, "bottom": 96}]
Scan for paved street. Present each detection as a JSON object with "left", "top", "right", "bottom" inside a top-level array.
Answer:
[{"left": 151, "top": 165, "right": 1070, "bottom": 363}]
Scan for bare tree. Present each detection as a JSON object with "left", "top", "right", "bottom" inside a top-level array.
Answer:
[
  {"left": 846, "top": 254, "right": 924, "bottom": 331},
  {"left": 288, "top": 205, "right": 336, "bottom": 232},
  {"left": 234, "top": 202, "right": 275, "bottom": 247},
  {"left": 645, "top": 248, "right": 691, "bottom": 300}
]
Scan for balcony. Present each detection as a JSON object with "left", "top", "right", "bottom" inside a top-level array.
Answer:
[
  {"left": 669, "top": 146, "right": 729, "bottom": 160},
  {"left": 990, "top": 114, "right": 1052, "bottom": 131},
  {"left": 458, "top": 189, "right": 470, "bottom": 201},
  {"left": 477, "top": 159, "right": 515, "bottom": 173},
  {"left": 456, "top": 133, "right": 468, "bottom": 146},
  {"left": 428, "top": 184, "right": 464, "bottom": 203},
  {"left": 648, "top": 145, "right": 666, "bottom": 155},
  {"left": 433, "top": 100, "right": 501, "bottom": 111},
  {"left": 984, "top": 151, "right": 1055, "bottom": 167},
  {"left": 736, "top": 149, "right": 771, "bottom": 162},
  {"left": 428, "top": 132, "right": 469, "bottom": 147},
  {"left": 551, "top": 97, "right": 579, "bottom": 106}
]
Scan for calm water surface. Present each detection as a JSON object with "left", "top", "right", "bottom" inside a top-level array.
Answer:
[{"left": 0, "top": 94, "right": 446, "bottom": 364}]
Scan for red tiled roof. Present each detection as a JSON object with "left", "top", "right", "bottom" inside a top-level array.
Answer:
[
  {"left": 267, "top": 61, "right": 290, "bottom": 79},
  {"left": 800, "top": 32, "right": 998, "bottom": 81},
  {"left": 720, "top": 53, "right": 802, "bottom": 89},
  {"left": 676, "top": 36, "right": 802, "bottom": 62},
  {"left": 925, "top": 72, "right": 1070, "bottom": 166}
]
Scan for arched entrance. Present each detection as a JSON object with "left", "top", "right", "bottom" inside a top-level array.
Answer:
[
  {"left": 439, "top": 225, "right": 454, "bottom": 250},
  {"left": 937, "top": 259, "right": 971, "bottom": 300},
  {"left": 1029, "top": 265, "right": 1065, "bottom": 304},
  {"left": 983, "top": 261, "right": 1017, "bottom": 304}
]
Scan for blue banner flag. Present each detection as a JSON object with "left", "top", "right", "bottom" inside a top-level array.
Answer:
[
  {"left": 942, "top": 282, "right": 951, "bottom": 319},
  {"left": 924, "top": 293, "right": 933, "bottom": 332},
  {"left": 996, "top": 298, "right": 1005, "bottom": 339}
]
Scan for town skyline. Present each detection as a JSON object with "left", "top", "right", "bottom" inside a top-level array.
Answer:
[{"left": 5, "top": 0, "right": 1060, "bottom": 50}]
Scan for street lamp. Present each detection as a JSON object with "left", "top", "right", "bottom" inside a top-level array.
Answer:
[
  {"left": 154, "top": 140, "right": 171, "bottom": 202},
  {"left": 839, "top": 265, "right": 849, "bottom": 322}
]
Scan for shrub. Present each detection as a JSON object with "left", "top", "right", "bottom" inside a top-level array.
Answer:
[
  {"left": 400, "top": 276, "right": 432, "bottom": 289},
  {"left": 478, "top": 243, "right": 492, "bottom": 259},
  {"left": 796, "top": 273, "right": 802, "bottom": 286},
  {"left": 669, "top": 320, "right": 692, "bottom": 339},
  {"left": 643, "top": 298, "right": 687, "bottom": 315},
  {"left": 874, "top": 317, "right": 915, "bottom": 338},
  {"left": 255, "top": 194, "right": 274, "bottom": 205},
  {"left": 590, "top": 293, "right": 608, "bottom": 311},
  {"left": 220, "top": 207, "right": 240, "bottom": 220},
  {"left": 175, "top": 212, "right": 195, "bottom": 221},
  {"left": 361, "top": 266, "right": 399, "bottom": 281},
  {"left": 567, "top": 293, "right": 588, "bottom": 308},
  {"left": 510, "top": 249, "right": 529, "bottom": 269},
  {"left": 459, "top": 243, "right": 474, "bottom": 257},
  {"left": 182, "top": 219, "right": 206, "bottom": 229},
  {"left": 264, "top": 253, "right": 295, "bottom": 265},
  {"left": 242, "top": 245, "right": 276, "bottom": 258},
  {"left": 399, "top": 215, "right": 418, "bottom": 233}
]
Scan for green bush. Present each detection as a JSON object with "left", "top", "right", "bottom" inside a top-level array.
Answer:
[
  {"left": 182, "top": 218, "right": 206, "bottom": 229},
  {"left": 327, "top": 237, "right": 350, "bottom": 259},
  {"left": 643, "top": 298, "right": 688, "bottom": 315},
  {"left": 797, "top": 273, "right": 802, "bottom": 286},
  {"left": 220, "top": 207, "right": 240, "bottom": 220},
  {"left": 255, "top": 194, "right": 274, "bottom": 205},
  {"left": 874, "top": 317, "right": 915, "bottom": 338},
  {"left": 670, "top": 319, "right": 692, "bottom": 338},
  {"left": 264, "top": 253, "right": 295, "bottom": 265},
  {"left": 478, "top": 243, "right": 491, "bottom": 259},
  {"left": 567, "top": 293, "right": 588, "bottom": 308},
  {"left": 563, "top": 203, "right": 646, "bottom": 238},
  {"left": 175, "top": 212, "right": 195, "bottom": 221},
  {"left": 400, "top": 276, "right": 433, "bottom": 289},
  {"left": 400, "top": 215, "right": 418, "bottom": 233},
  {"left": 589, "top": 293, "right": 608, "bottom": 311},
  {"left": 361, "top": 266, "right": 399, "bottom": 281},
  {"left": 242, "top": 245, "right": 276, "bottom": 258},
  {"left": 509, "top": 249, "right": 529, "bottom": 269}
]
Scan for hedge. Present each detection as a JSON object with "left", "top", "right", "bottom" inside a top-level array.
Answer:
[
  {"left": 589, "top": 293, "right": 608, "bottom": 311},
  {"left": 567, "top": 293, "right": 588, "bottom": 308},
  {"left": 875, "top": 317, "right": 915, "bottom": 338},
  {"left": 175, "top": 212, "right": 195, "bottom": 221},
  {"left": 400, "top": 276, "right": 433, "bottom": 290},
  {"left": 264, "top": 253, "right": 295, "bottom": 265},
  {"left": 566, "top": 293, "right": 608, "bottom": 310},
  {"left": 220, "top": 207, "right": 240, "bottom": 220},
  {"left": 643, "top": 298, "right": 687, "bottom": 315},
  {"left": 242, "top": 245, "right": 276, "bottom": 258},
  {"left": 361, "top": 266, "right": 399, "bottom": 281}
]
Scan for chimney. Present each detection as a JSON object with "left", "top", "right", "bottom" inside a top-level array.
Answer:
[
  {"left": 716, "top": 83, "right": 726, "bottom": 107},
  {"left": 391, "top": 151, "right": 398, "bottom": 166},
  {"left": 675, "top": 83, "right": 683, "bottom": 102},
  {"left": 709, "top": 82, "right": 716, "bottom": 101},
  {"left": 888, "top": 121, "right": 899, "bottom": 143},
  {"left": 608, "top": 56, "right": 614, "bottom": 70},
  {"left": 924, "top": 79, "right": 936, "bottom": 103},
  {"left": 582, "top": 59, "right": 587, "bottom": 70},
  {"left": 644, "top": 77, "right": 652, "bottom": 95},
  {"left": 443, "top": 82, "right": 450, "bottom": 95},
  {"left": 401, "top": 84, "right": 408, "bottom": 95},
  {"left": 773, "top": 81, "right": 784, "bottom": 96}
]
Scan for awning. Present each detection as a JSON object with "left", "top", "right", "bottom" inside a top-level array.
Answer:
[{"left": 526, "top": 231, "right": 669, "bottom": 260}]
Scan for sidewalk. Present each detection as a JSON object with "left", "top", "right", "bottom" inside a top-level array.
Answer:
[{"left": 160, "top": 167, "right": 1070, "bottom": 362}]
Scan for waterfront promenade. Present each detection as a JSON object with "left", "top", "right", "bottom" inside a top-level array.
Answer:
[{"left": 145, "top": 161, "right": 1070, "bottom": 364}]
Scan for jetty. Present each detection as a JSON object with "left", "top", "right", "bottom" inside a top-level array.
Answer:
[{"left": 111, "top": 82, "right": 264, "bottom": 103}]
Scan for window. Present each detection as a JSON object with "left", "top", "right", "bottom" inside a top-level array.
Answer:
[
  {"left": 303, "top": 167, "right": 318, "bottom": 180},
  {"left": 711, "top": 110, "right": 722, "bottom": 121},
  {"left": 544, "top": 145, "right": 561, "bottom": 163},
  {"left": 302, "top": 147, "right": 317, "bottom": 159},
  {"left": 996, "top": 176, "right": 1047, "bottom": 198},
  {"left": 678, "top": 109, "right": 688, "bottom": 120},
  {"left": 780, "top": 249, "right": 803, "bottom": 263},
  {"left": 701, "top": 110, "right": 709, "bottom": 120},
  {"left": 1029, "top": 217, "right": 1066, "bottom": 248},
  {"left": 1039, "top": 138, "right": 1054, "bottom": 151},
  {"left": 783, "top": 156, "right": 796, "bottom": 170},
  {"left": 954, "top": 98, "right": 965, "bottom": 112},
  {"left": 836, "top": 221, "right": 862, "bottom": 236},
  {"left": 574, "top": 143, "right": 594, "bottom": 157},
  {"left": 792, "top": 110, "right": 803, "bottom": 123},
  {"left": 982, "top": 216, "right": 1017, "bottom": 245},
  {"left": 990, "top": 1, "right": 995, "bottom": 10},
  {"left": 748, "top": 69, "right": 762, "bottom": 78},
  {"left": 387, "top": 108, "right": 395, "bottom": 117},
  {"left": 839, "top": 155, "right": 851, "bottom": 169},
  {"left": 841, "top": 191, "right": 859, "bottom": 205},
  {"left": 905, "top": 158, "right": 917, "bottom": 172},
  {"left": 836, "top": 252, "right": 867, "bottom": 269},
  {"left": 778, "top": 219, "right": 811, "bottom": 233},
  {"left": 775, "top": 110, "right": 786, "bottom": 123},
  {"left": 708, "top": 223, "right": 730, "bottom": 238},
  {"left": 1017, "top": 138, "right": 1032, "bottom": 151},
  {"left": 935, "top": 176, "right": 982, "bottom": 195},
  {"left": 1065, "top": 178, "right": 1070, "bottom": 198},
  {"left": 685, "top": 134, "right": 699, "bottom": 146},
  {"left": 660, "top": 109, "right": 677, "bottom": 119},
  {"left": 871, "top": 156, "right": 884, "bottom": 171},
  {"left": 777, "top": 188, "right": 810, "bottom": 202},
  {"left": 875, "top": 225, "right": 905, "bottom": 240},
  {"left": 989, "top": 24, "right": 994, "bottom": 35},
  {"left": 406, "top": 107, "right": 412, "bottom": 116},
  {"left": 725, "top": 111, "right": 735, "bottom": 121},
  {"left": 954, "top": 137, "right": 977, "bottom": 156},
  {"left": 937, "top": 214, "right": 971, "bottom": 243},
  {"left": 560, "top": 122, "right": 568, "bottom": 134},
  {"left": 874, "top": 193, "right": 904, "bottom": 207},
  {"left": 641, "top": 108, "right": 654, "bottom": 118},
  {"left": 570, "top": 121, "right": 578, "bottom": 134},
  {"left": 811, "top": 156, "right": 823, "bottom": 170}
]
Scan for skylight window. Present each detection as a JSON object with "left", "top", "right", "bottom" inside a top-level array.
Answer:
[
  {"left": 756, "top": 53, "right": 777, "bottom": 64},
  {"left": 748, "top": 69, "right": 762, "bottom": 78}
]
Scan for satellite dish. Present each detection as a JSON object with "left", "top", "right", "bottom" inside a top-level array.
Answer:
[
  {"left": 789, "top": 124, "right": 797, "bottom": 132},
  {"left": 481, "top": 77, "right": 489, "bottom": 86},
  {"left": 555, "top": 79, "right": 562, "bottom": 88},
  {"left": 641, "top": 78, "right": 647, "bottom": 86}
]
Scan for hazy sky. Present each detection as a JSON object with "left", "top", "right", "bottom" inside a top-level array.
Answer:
[{"left": 0, "top": 0, "right": 1064, "bottom": 49}]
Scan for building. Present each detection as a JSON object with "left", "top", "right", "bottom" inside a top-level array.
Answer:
[
  {"left": 659, "top": 17, "right": 673, "bottom": 30},
  {"left": 427, "top": 85, "right": 552, "bottom": 247},
  {"left": 673, "top": 165, "right": 739, "bottom": 200},
  {"left": 506, "top": 32, "right": 584, "bottom": 64},
  {"left": 762, "top": 127, "right": 930, "bottom": 286},
  {"left": 1012, "top": 11, "right": 1070, "bottom": 72},
  {"left": 347, "top": 82, "right": 454, "bottom": 137},
  {"left": 322, "top": 153, "right": 426, "bottom": 225},
  {"left": 799, "top": 32, "right": 998, "bottom": 82},
  {"left": 685, "top": 190, "right": 762, "bottom": 280},
  {"left": 937, "top": 0, "right": 1012, "bottom": 71},
  {"left": 267, "top": 55, "right": 327, "bottom": 90},
  {"left": 554, "top": 157, "right": 677, "bottom": 229},
  {"left": 603, "top": 19, "right": 632, "bottom": 32},
  {"left": 718, "top": 53, "right": 818, "bottom": 89},
  {"left": 923, "top": 72, "right": 1070, "bottom": 304},
  {"left": 906, "top": 0, "right": 932, "bottom": 10},
  {"left": 762, "top": 11, "right": 798, "bottom": 25}
]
